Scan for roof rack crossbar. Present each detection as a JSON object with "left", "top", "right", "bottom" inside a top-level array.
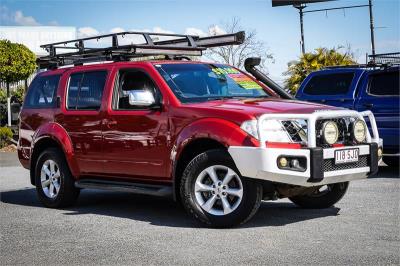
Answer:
[{"left": 37, "top": 31, "right": 245, "bottom": 69}]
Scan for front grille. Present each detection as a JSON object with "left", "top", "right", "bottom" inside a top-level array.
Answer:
[
  {"left": 323, "top": 155, "right": 369, "bottom": 172},
  {"left": 281, "top": 120, "right": 307, "bottom": 143}
]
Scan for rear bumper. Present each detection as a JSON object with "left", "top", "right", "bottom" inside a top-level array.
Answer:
[{"left": 228, "top": 143, "right": 380, "bottom": 187}]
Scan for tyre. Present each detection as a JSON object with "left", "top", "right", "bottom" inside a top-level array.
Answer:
[
  {"left": 289, "top": 182, "right": 349, "bottom": 209},
  {"left": 180, "top": 149, "right": 262, "bottom": 228},
  {"left": 383, "top": 157, "right": 399, "bottom": 168},
  {"left": 35, "top": 148, "right": 80, "bottom": 208}
]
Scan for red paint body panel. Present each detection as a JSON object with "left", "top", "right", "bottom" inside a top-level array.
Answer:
[{"left": 18, "top": 60, "right": 339, "bottom": 184}]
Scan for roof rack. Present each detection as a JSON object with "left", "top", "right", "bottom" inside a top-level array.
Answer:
[
  {"left": 324, "top": 62, "right": 399, "bottom": 70},
  {"left": 368, "top": 52, "right": 400, "bottom": 65},
  {"left": 37, "top": 31, "right": 245, "bottom": 69}
]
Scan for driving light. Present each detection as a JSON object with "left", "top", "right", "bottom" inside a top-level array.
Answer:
[
  {"left": 322, "top": 121, "right": 339, "bottom": 145},
  {"left": 352, "top": 120, "right": 367, "bottom": 143}
]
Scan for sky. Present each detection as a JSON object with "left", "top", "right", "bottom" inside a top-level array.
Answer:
[{"left": 1, "top": 0, "right": 399, "bottom": 84}]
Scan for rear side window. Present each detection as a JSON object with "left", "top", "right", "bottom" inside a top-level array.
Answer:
[
  {"left": 368, "top": 71, "right": 399, "bottom": 96},
  {"left": 24, "top": 75, "right": 60, "bottom": 108},
  {"left": 303, "top": 73, "right": 354, "bottom": 95},
  {"left": 67, "top": 71, "right": 107, "bottom": 110}
]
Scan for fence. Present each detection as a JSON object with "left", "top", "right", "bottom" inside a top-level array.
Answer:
[{"left": 0, "top": 73, "right": 36, "bottom": 92}]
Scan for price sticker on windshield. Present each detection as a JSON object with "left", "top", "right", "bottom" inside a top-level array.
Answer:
[{"left": 228, "top": 73, "right": 263, "bottom": 90}]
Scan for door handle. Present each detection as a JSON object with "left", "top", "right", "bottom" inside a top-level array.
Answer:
[
  {"left": 106, "top": 120, "right": 118, "bottom": 129},
  {"left": 363, "top": 103, "right": 374, "bottom": 109}
]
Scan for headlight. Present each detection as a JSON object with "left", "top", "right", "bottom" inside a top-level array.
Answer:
[
  {"left": 261, "top": 120, "right": 292, "bottom": 142},
  {"left": 352, "top": 120, "right": 367, "bottom": 143},
  {"left": 240, "top": 120, "right": 259, "bottom": 139},
  {"left": 322, "top": 121, "right": 339, "bottom": 145},
  {"left": 240, "top": 119, "right": 291, "bottom": 142}
]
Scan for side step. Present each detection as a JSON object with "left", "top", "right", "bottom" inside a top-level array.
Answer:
[{"left": 75, "top": 179, "right": 173, "bottom": 197}]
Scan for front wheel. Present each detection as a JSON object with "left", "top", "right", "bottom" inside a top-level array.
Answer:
[
  {"left": 289, "top": 182, "right": 349, "bottom": 209},
  {"left": 180, "top": 149, "right": 262, "bottom": 228}
]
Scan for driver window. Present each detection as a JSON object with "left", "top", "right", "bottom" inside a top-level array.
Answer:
[{"left": 115, "top": 70, "right": 159, "bottom": 110}]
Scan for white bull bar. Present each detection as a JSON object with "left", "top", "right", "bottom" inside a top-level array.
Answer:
[{"left": 228, "top": 110, "right": 381, "bottom": 187}]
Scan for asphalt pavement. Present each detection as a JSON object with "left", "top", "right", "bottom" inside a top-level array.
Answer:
[{"left": 1, "top": 152, "right": 399, "bottom": 265}]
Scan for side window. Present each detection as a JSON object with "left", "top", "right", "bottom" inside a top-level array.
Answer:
[
  {"left": 303, "top": 73, "right": 354, "bottom": 95},
  {"left": 67, "top": 71, "right": 107, "bottom": 110},
  {"left": 368, "top": 71, "right": 399, "bottom": 96},
  {"left": 24, "top": 75, "right": 60, "bottom": 108},
  {"left": 113, "top": 70, "right": 159, "bottom": 110}
]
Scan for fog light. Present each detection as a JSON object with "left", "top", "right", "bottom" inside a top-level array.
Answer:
[
  {"left": 279, "top": 157, "right": 288, "bottom": 167},
  {"left": 378, "top": 148, "right": 383, "bottom": 158}
]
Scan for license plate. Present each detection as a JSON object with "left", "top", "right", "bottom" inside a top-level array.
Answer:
[{"left": 335, "top": 148, "right": 359, "bottom": 164}]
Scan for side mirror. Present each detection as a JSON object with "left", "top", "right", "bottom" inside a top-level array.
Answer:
[{"left": 128, "top": 90, "right": 156, "bottom": 107}]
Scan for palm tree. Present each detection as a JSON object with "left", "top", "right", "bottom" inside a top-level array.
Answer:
[{"left": 284, "top": 47, "right": 356, "bottom": 94}]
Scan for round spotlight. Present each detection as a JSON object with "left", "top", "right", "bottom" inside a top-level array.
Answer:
[
  {"left": 322, "top": 121, "right": 339, "bottom": 145},
  {"left": 352, "top": 120, "right": 367, "bottom": 143}
]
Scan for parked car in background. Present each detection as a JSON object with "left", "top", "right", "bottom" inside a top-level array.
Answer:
[{"left": 296, "top": 65, "right": 399, "bottom": 167}]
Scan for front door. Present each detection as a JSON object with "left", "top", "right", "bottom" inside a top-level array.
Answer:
[{"left": 101, "top": 67, "right": 170, "bottom": 182}]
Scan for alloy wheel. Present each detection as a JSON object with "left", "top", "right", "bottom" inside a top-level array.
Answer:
[
  {"left": 40, "top": 159, "right": 61, "bottom": 199},
  {"left": 194, "top": 165, "right": 243, "bottom": 216}
]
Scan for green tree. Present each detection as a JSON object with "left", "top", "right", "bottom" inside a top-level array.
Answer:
[
  {"left": 0, "top": 40, "right": 36, "bottom": 96},
  {"left": 0, "top": 40, "right": 36, "bottom": 125},
  {"left": 284, "top": 47, "right": 356, "bottom": 94}
]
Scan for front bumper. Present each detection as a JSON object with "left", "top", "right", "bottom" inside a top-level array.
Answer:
[{"left": 228, "top": 143, "right": 380, "bottom": 187}]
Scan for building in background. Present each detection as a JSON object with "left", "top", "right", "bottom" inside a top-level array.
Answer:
[
  {"left": 0, "top": 26, "right": 76, "bottom": 87},
  {"left": 0, "top": 26, "right": 76, "bottom": 126},
  {"left": 0, "top": 26, "right": 76, "bottom": 56}
]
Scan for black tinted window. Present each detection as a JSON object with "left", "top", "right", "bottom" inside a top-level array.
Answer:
[
  {"left": 369, "top": 71, "right": 399, "bottom": 96},
  {"left": 67, "top": 71, "right": 107, "bottom": 110},
  {"left": 67, "top": 73, "right": 82, "bottom": 110},
  {"left": 303, "top": 73, "right": 354, "bottom": 95},
  {"left": 24, "top": 75, "right": 60, "bottom": 108}
]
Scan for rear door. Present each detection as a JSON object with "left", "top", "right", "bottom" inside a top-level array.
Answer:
[
  {"left": 55, "top": 67, "right": 110, "bottom": 176},
  {"left": 355, "top": 69, "right": 400, "bottom": 154},
  {"left": 296, "top": 69, "right": 363, "bottom": 109}
]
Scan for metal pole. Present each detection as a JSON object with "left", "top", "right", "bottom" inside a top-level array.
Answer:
[
  {"left": 300, "top": 6, "right": 305, "bottom": 54},
  {"left": 6, "top": 82, "right": 11, "bottom": 126},
  {"left": 296, "top": 5, "right": 306, "bottom": 55},
  {"left": 369, "top": 0, "right": 376, "bottom": 60}
]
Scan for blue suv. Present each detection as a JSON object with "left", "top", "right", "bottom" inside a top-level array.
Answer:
[{"left": 296, "top": 65, "right": 399, "bottom": 167}]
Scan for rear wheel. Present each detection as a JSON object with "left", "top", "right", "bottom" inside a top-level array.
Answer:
[
  {"left": 289, "top": 182, "right": 349, "bottom": 209},
  {"left": 35, "top": 148, "right": 80, "bottom": 208},
  {"left": 180, "top": 149, "right": 262, "bottom": 228}
]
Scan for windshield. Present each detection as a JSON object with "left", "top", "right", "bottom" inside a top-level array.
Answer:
[{"left": 155, "top": 63, "right": 269, "bottom": 103}]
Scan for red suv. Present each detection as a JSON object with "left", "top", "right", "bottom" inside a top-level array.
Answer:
[{"left": 18, "top": 31, "right": 382, "bottom": 227}]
